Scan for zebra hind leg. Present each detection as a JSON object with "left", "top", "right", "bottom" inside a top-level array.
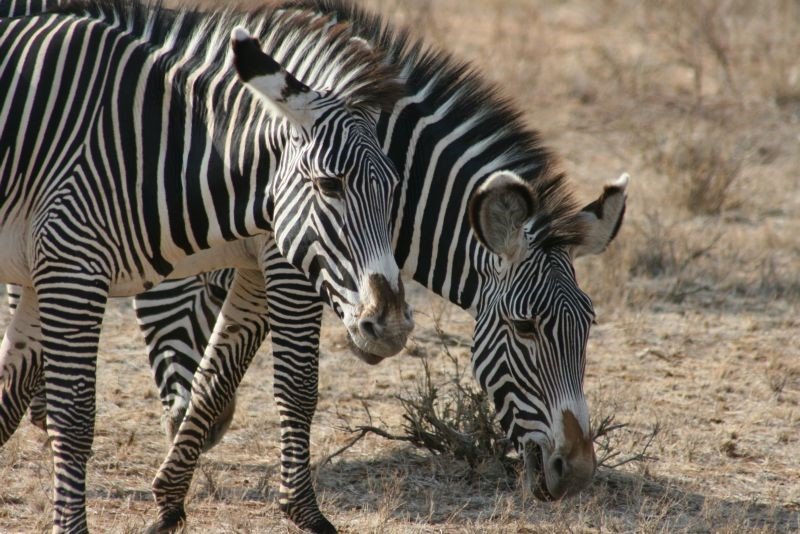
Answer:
[
  {"left": 136, "top": 272, "right": 239, "bottom": 452},
  {"left": 28, "top": 379, "right": 47, "bottom": 430}
]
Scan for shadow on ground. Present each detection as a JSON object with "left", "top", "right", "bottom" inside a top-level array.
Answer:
[{"left": 85, "top": 447, "right": 799, "bottom": 531}]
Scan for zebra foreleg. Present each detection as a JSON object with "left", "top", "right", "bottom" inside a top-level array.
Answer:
[
  {"left": 263, "top": 257, "right": 333, "bottom": 533},
  {"left": 149, "top": 269, "right": 269, "bottom": 533},
  {"left": 36, "top": 272, "right": 109, "bottom": 533},
  {"left": 0, "top": 286, "right": 44, "bottom": 443}
]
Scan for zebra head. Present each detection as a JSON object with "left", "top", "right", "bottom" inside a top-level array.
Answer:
[
  {"left": 230, "top": 28, "right": 413, "bottom": 358},
  {"left": 469, "top": 170, "right": 628, "bottom": 500}
]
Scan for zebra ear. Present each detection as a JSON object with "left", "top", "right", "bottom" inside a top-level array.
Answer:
[
  {"left": 230, "top": 27, "right": 324, "bottom": 134},
  {"left": 468, "top": 171, "right": 535, "bottom": 263},
  {"left": 571, "top": 173, "right": 629, "bottom": 258}
]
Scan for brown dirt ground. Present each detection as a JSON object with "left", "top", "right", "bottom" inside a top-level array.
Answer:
[{"left": 2, "top": 0, "right": 800, "bottom": 532}]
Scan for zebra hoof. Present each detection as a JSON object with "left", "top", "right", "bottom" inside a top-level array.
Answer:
[
  {"left": 144, "top": 507, "right": 186, "bottom": 534},
  {"left": 301, "top": 516, "right": 337, "bottom": 534}
]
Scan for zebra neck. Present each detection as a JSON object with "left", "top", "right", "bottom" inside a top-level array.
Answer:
[
  {"left": 388, "top": 143, "right": 486, "bottom": 315},
  {"left": 381, "top": 104, "right": 502, "bottom": 315},
  {"left": 124, "top": 15, "right": 285, "bottom": 263}
]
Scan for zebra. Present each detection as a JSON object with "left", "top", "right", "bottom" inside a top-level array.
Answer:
[
  {"left": 0, "top": 0, "right": 414, "bottom": 531},
  {"left": 131, "top": 1, "right": 628, "bottom": 532},
  {"left": 1, "top": 0, "right": 53, "bottom": 16}
]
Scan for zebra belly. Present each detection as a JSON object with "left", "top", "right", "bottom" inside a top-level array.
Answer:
[
  {"left": 108, "top": 240, "right": 262, "bottom": 297},
  {"left": 0, "top": 222, "right": 31, "bottom": 287},
  {"left": 107, "top": 273, "right": 170, "bottom": 298},
  {"left": 166, "top": 237, "right": 264, "bottom": 281}
]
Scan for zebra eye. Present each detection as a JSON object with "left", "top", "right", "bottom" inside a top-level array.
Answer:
[
  {"left": 511, "top": 319, "right": 538, "bottom": 339},
  {"left": 315, "top": 176, "right": 344, "bottom": 198}
]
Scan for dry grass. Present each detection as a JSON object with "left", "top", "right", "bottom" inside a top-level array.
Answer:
[{"left": 2, "top": 0, "right": 800, "bottom": 532}]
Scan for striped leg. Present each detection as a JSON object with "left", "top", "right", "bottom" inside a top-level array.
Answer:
[
  {"left": 149, "top": 268, "right": 269, "bottom": 533},
  {"left": 29, "top": 365, "right": 49, "bottom": 431},
  {"left": 36, "top": 276, "right": 109, "bottom": 533},
  {"left": 264, "top": 258, "right": 330, "bottom": 533},
  {"left": 0, "top": 286, "right": 43, "bottom": 443},
  {"left": 6, "top": 284, "right": 21, "bottom": 309},
  {"left": 133, "top": 271, "right": 239, "bottom": 451}
]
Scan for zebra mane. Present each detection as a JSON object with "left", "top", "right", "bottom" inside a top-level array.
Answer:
[
  {"left": 280, "top": 0, "right": 586, "bottom": 249},
  {"left": 54, "top": 0, "right": 404, "bottom": 114}
]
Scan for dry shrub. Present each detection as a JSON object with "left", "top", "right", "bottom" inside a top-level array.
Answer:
[
  {"left": 627, "top": 211, "right": 681, "bottom": 279},
  {"left": 643, "top": 0, "right": 738, "bottom": 100},
  {"left": 654, "top": 120, "right": 747, "bottom": 216},
  {"left": 330, "top": 331, "right": 515, "bottom": 478},
  {"left": 334, "top": 324, "right": 659, "bottom": 487},
  {"left": 640, "top": 0, "right": 800, "bottom": 102},
  {"left": 396, "top": 355, "right": 512, "bottom": 473},
  {"left": 626, "top": 211, "right": 725, "bottom": 301},
  {"left": 394, "top": 349, "right": 659, "bottom": 478},
  {"left": 579, "top": 208, "right": 735, "bottom": 308},
  {"left": 587, "top": 0, "right": 795, "bottom": 217},
  {"left": 593, "top": 415, "right": 659, "bottom": 470}
]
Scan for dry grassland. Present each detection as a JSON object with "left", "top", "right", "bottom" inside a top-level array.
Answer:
[{"left": 2, "top": 0, "right": 799, "bottom": 532}]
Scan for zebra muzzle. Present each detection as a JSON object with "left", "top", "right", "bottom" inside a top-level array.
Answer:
[
  {"left": 524, "top": 410, "right": 596, "bottom": 501},
  {"left": 349, "top": 274, "right": 413, "bottom": 359}
]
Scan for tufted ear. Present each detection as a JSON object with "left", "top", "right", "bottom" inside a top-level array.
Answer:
[
  {"left": 230, "top": 26, "right": 325, "bottom": 134},
  {"left": 572, "top": 173, "right": 629, "bottom": 258},
  {"left": 468, "top": 171, "right": 535, "bottom": 263}
]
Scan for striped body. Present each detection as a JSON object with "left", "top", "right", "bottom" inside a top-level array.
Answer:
[{"left": 0, "top": 1, "right": 410, "bottom": 531}]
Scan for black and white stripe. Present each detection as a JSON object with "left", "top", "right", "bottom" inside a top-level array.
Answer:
[
  {"left": 135, "top": 2, "right": 629, "bottom": 532},
  {"left": 0, "top": 1, "right": 408, "bottom": 531},
  {"left": 3, "top": 0, "right": 628, "bottom": 532},
  {"left": 99, "top": 3, "right": 632, "bottom": 533}
]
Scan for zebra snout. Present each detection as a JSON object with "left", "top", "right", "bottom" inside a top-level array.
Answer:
[
  {"left": 358, "top": 301, "right": 414, "bottom": 341},
  {"left": 542, "top": 448, "right": 595, "bottom": 499},
  {"left": 350, "top": 274, "right": 414, "bottom": 358},
  {"left": 542, "top": 410, "right": 596, "bottom": 499},
  {"left": 356, "top": 300, "right": 414, "bottom": 340}
]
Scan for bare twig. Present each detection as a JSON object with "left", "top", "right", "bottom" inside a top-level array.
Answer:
[
  {"left": 594, "top": 414, "right": 660, "bottom": 469},
  {"left": 317, "top": 424, "right": 415, "bottom": 472}
]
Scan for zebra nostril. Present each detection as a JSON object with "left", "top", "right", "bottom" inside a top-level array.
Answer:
[
  {"left": 551, "top": 456, "right": 565, "bottom": 478},
  {"left": 358, "top": 317, "right": 383, "bottom": 340},
  {"left": 403, "top": 305, "right": 413, "bottom": 323}
]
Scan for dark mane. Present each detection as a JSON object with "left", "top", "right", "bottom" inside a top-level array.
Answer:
[
  {"left": 55, "top": 0, "right": 404, "bottom": 113},
  {"left": 278, "top": 0, "right": 586, "bottom": 249}
]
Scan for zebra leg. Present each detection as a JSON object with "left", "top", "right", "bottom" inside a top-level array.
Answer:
[
  {"left": 28, "top": 375, "right": 48, "bottom": 430},
  {"left": 149, "top": 269, "right": 269, "bottom": 533},
  {"left": 0, "top": 285, "right": 44, "bottom": 443},
  {"left": 2, "top": 284, "right": 52, "bottom": 432},
  {"left": 263, "top": 254, "right": 332, "bottom": 533},
  {"left": 133, "top": 270, "right": 238, "bottom": 452},
  {"left": 6, "top": 283, "right": 21, "bottom": 309},
  {"left": 36, "top": 277, "right": 109, "bottom": 533}
]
